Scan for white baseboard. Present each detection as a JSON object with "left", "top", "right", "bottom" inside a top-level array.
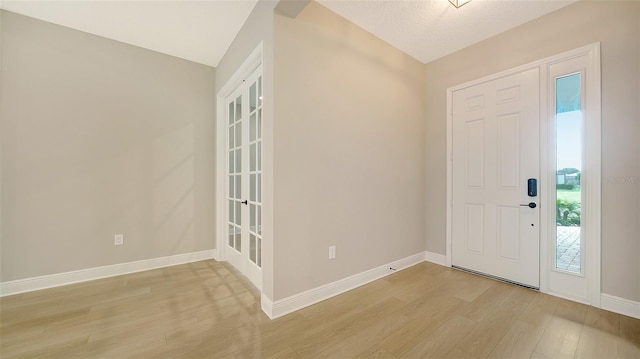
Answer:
[
  {"left": 0, "top": 249, "right": 217, "bottom": 297},
  {"left": 425, "top": 251, "right": 448, "bottom": 266},
  {"left": 261, "top": 293, "right": 274, "bottom": 318},
  {"left": 267, "top": 251, "right": 426, "bottom": 319},
  {"left": 601, "top": 293, "right": 640, "bottom": 319},
  {"left": 212, "top": 249, "right": 222, "bottom": 261}
]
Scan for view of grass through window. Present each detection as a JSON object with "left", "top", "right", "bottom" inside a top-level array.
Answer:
[{"left": 555, "top": 73, "right": 582, "bottom": 273}]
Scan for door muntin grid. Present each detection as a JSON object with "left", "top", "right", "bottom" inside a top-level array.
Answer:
[
  {"left": 226, "top": 73, "right": 262, "bottom": 269},
  {"left": 227, "top": 95, "right": 242, "bottom": 253},
  {"left": 248, "top": 76, "right": 263, "bottom": 268}
]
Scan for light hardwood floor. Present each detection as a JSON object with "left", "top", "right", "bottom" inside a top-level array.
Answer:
[{"left": 1, "top": 260, "right": 638, "bottom": 358}]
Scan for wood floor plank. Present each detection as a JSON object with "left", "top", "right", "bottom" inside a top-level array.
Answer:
[
  {"left": 291, "top": 297, "right": 406, "bottom": 358},
  {"left": 377, "top": 292, "right": 466, "bottom": 357},
  {"left": 1, "top": 259, "right": 637, "bottom": 359},
  {"left": 402, "top": 314, "right": 477, "bottom": 358},
  {"left": 584, "top": 306, "right": 620, "bottom": 335},
  {"left": 0, "top": 331, "right": 89, "bottom": 358},
  {"left": 454, "top": 285, "right": 535, "bottom": 358},
  {"left": 442, "top": 348, "right": 480, "bottom": 359},
  {"left": 8, "top": 337, "right": 90, "bottom": 359},
  {"left": 262, "top": 346, "right": 302, "bottom": 359},
  {"left": 617, "top": 314, "right": 640, "bottom": 358},
  {"left": 354, "top": 345, "right": 397, "bottom": 359},
  {"left": 486, "top": 319, "right": 542, "bottom": 359},
  {"left": 518, "top": 291, "right": 560, "bottom": 329},
  {"left": 456, "top": 281, "right": 517, "bottom": 322},
  {"left": 533, "top": 316, "right": 582, "bottom": 359},
  {"left": 574, "top": 324, "right": 619, "bottom": 359},
  {"left": 554, "top": 297, "right": 589, "bottom": 324},
  {"left": 309, "top": 285, "right": 465, "bottom": 358}
]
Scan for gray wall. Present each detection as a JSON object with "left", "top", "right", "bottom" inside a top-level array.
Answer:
[
  {"left": 0, "top": 11, "right": 216, "bottom": 282},
  {"left": 273, "top": 2, "right": 426, "bottom": 300},
  {"left": 424, "top": 1, "right": 640, "bottom": 302}
]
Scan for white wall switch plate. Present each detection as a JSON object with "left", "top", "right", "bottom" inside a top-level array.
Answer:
[{"left": 114, "top": 234, "right": 124, "bottom": 246}]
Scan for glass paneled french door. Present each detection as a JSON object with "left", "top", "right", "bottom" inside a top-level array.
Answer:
[{"left": 225, "top": 65, "right": 263, "bottom": 289}]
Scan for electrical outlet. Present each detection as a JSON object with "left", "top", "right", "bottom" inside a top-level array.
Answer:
[
  {"left": 329, "top": 245, "right": 336, "bottom": 259},
  {"left": 114, "top": 234, "right": 124, "bottom": 246}
]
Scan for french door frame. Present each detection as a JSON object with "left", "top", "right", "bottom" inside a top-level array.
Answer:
[
  {"left": 215, "top": 43, "right": 265, "bottom": 289},
  {"left": 446, "top": 43, "right": 601, "bottom": 307}
]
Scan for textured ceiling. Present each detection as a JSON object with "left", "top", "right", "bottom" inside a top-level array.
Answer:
[
  {"left": 317, "top": 0, "right": 577, "bottom": 64},
  {"left": 0, "top": 0, "right": 259, "bottom": 67},
  {"left": 1, "top": 0, "right": 577, "bottom": 67}
]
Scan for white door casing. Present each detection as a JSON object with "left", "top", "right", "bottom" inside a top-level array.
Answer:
[
  {"left": 225, "top": 85, "right": 245, "bottom": 273},
  {"left": 446, "top": 43, "right": 601, "bottom": 306},
  {"left": 451, "top": 68, "right": 540, "bottom": 288},
  {"left": 216, "top": 43, "right": 265, "bottom": 292},
  {"left": 546, "top": 52, "right": 600, "bottom": 304},
  {"left": 224, "top": 65, "right": 263, "bottom": 290}
]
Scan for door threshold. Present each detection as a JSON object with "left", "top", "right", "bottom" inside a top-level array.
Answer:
[{"left": 452, "top": 265, "right": 539, "bottom": 291}]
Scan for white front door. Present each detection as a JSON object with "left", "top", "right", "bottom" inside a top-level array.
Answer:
[
  {"left": 225, "top": 65, "right": 263, "bottom": 290},
  {"left": 451, "top": 68, "right": 540, "bottom": 288}
]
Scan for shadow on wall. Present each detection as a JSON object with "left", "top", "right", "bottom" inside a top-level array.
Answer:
[
  {"left": 90, "top": 123, "right": 198, "bottom": 258},
  {"left": 150, "top": 124, "right": 196, "bottom": 255}
]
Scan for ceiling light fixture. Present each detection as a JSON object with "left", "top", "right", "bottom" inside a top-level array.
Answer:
[{"left": 449, "top": 0, "right": 471, "bottom": 8}]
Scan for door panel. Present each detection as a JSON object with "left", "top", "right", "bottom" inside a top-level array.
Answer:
[
  {"left": 225, "top": 66, "right": 263, "bottom": 289},
  {"left": 226, "top": 90, "right": 244, "bottom": 271},
  {"left": 465, "top": 204, "right": 484, "bottom": 254},
  {"left": 497, "top": 206, "right": 520, "bottom": 261},
  {"left": 452, "top": 68, "right": 540, "bottom": 288},
  {"left": 498, "top": 113, "right": 520, "bottom": 188},
  {"left": 465, "top": 120, "right": 484, "bottom": 188}
]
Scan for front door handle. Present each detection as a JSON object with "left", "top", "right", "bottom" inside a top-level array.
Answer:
[
  {"left": 520, "top": 202, "right": 537, "bottom": 208},
  {"left": 241, "top": 200, "right": 248, "bottom": 205}
]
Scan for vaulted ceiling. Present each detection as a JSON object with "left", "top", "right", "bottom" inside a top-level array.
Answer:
[{"left": 1, "top": 0, "right": 577, "bottom": 67}]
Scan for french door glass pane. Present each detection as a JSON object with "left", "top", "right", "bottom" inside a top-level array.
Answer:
[
  {"left": 235, "top": 230, "right": 241, "bottom": 251},
  {"left": 235, "top": 175, "right": 241, "bottom": 199},
  {"left": 250, "top": 113, "right": 256, "bottom": 141},
  {"left": 258, "top": 142, "right": 262, "bottom": 171},
  {"left": 235, "top": 97, "right": 242, "bottom": 122},
  {"left": 235, "top": 122, "right": 242, "bottom": 149},
  {"left": 250, "top": 174, "right": 256, "bottom": 202},
  {"left": 257, "top": 237, "right": 262, "bottom": 267},
  {"left": 235, "top": 149, "right": 241, "bottom": 174},
  {"left": 250, "top": 83, "right": 257, "bottom": 113},
  {"left": 250, "top": 234, "right": 256, "bottom": 263},
  {"left": 250, "top": 203, "right": 256, "bottom": 232},
  {"left": 250, "top": 143, "right": 256, "bottom": 172},
  {"left": 555, "top": 73, "right": 582, "bottom": 274},
  {"left": 257, "top": 206, "right": 262, "bottom": 236},
  {"left": 258, "top": 109, "right": 262, "bottom": 138},
  {"left": 235, "top": 200, "right": 241, "bottom": 226},
  {"left": 258, "top": 77, "right": 262, "bottom": 107}
]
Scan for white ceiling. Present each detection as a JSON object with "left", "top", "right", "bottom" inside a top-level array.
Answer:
[
  {"left": 1, "top": 0, "right": 577, "bottom": 67},
  {"left": 0, "top": 0, "right": 260, "bottom": 67},
  {"left": 317, "top": 0, "right": 577, "bottom": 64}
]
